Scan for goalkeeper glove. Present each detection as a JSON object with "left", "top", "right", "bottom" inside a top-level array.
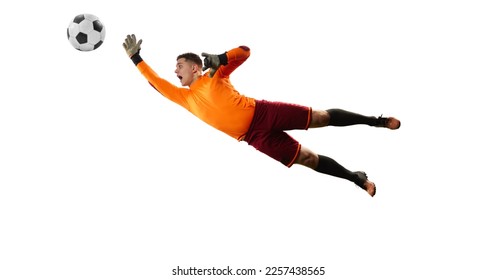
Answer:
[
  {"left": 201, "top": 52, "right": 221, "bottom": 78},
  {"left": 122, "top": 34, "right": 142, "bottom": 58}
]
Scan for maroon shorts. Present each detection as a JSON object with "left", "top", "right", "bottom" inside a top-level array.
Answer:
[{"left": 244, "top": 100, "right": 312, "bottom": 167}]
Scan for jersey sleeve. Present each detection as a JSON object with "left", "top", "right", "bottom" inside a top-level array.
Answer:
[
  {"left": 216, "top": 46, "right": 250, "bottom": 78},
  {"left": 136, "top": 61, "right": 189, "bottom": 109}
]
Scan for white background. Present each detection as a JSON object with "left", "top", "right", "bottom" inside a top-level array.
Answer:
[{"left": 1, "top": 0, "right": 495, "bottom": 279}]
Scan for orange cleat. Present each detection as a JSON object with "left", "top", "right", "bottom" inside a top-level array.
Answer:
[
  {"left": 354, "top": 171, "right": 376, "bottom": 197},
  {"left": 376, "top": 115, "right": 401, "bottom": 130}
]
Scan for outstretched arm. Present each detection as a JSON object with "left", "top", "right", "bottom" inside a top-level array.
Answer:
[{"left": 122, "top": 34, "right": 188, "bottom": 107}]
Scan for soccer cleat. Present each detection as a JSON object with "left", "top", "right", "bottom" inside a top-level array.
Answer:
[
  {"left": 376, "top": 115, "right": 401, "bottom": 130},
  {"left": 353, "top": 171, "right": 376, "bottom": 197}
]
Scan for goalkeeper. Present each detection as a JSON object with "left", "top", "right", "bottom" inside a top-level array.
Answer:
[{"left": 123, "top": 34, "right": 401, "bottom": 197}]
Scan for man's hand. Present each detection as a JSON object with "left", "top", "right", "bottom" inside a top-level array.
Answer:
[
  {"left": 123, "top": 34, "right": 142, "bottom": 57},
  {"left": 201, "top": 53, "right": 220, "bottom": 78}
]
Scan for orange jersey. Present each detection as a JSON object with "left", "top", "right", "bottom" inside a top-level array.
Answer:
[{"left": 136, "top": 46, "right": 256, "bottom": 140}]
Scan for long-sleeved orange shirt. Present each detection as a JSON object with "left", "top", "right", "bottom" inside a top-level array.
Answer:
[{"left": 136, "top": 46, "right": 256, "bottom": 141}]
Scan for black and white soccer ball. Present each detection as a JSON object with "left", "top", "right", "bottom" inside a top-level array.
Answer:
[{"left": 67, "top": 14, "right": 106, "bottom": 51}]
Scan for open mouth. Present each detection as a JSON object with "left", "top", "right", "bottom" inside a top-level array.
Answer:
[{"left": 177, "top": 75, "right": 183, "bottom": 82}]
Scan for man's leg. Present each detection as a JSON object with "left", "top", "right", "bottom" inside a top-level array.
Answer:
[
  {"left": 295, "top": 146, "right": 376, "bottom": 197},
  {"left": 309, "top": 108, "right": 401, "bottom": 129}
]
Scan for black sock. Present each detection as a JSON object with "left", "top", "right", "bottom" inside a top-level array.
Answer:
[
  {"left": 315, "top": 155, "right": 358, "bottom": 183},
  {"left": 327, "top": 109, "right": 377, "bottom": 126}
]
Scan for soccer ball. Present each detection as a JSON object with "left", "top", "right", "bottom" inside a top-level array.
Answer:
[{"left": 67, "top": 14, "right": 106, "bottom": 51}]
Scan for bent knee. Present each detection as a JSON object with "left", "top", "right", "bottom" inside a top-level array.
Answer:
[
  {"left": 310, "top": 110, "right": 330, "bottom": 128},
  {"left": 295, "top": 146, "right": 319, "bottom": 169}
]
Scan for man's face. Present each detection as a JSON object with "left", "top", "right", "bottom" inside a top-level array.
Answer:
[{"left": 175, "top": 58, "right": 198, "bottom": 87}]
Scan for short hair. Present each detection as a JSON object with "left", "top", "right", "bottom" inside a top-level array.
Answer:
[{"left": 177, "top": 52, "right": 202, "bottom": 68}]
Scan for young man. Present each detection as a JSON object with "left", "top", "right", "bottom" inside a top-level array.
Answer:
[{"left": 123, "top": 34, "right": 400, "bottom": 197}]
